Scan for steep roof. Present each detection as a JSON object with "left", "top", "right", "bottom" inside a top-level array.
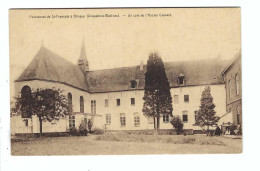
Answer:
[
  {"left": 87, "top": 58, "right": 227, "bottom": 93},
  {"left": 16, "top": 46, "right": 89, "bottom": 91},
  {"left": 16, "top": 46, "right": 228, "bottom": 93}
]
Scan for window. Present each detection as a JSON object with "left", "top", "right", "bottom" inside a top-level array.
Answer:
[
  {"left": 131, "top": 80, "right": 137, "bottom": 88},
  {"left": 116, "top": 99, "right": 120, "bottom": 106},
  {"left": 21, "top": 86, "right": 32, "bottom": 118},
  {"left": 182, "top": 111, "right": 188, "bottom": 123},
  {"left": 235, "top": 74, "right": 239, "bottom": 95},
  {"left": 106, "top": 114, "right": 111, "bottom": 124},
  {"left": 68, "top": 93, "right": 72, "bottom": 113},
  {"left": 69, "top": 115, "right": 75, "bottom": 128},
  {"left": 80, "top": 96, "right": 84, "bottom": 113},
  {"left": 184, "top": 95, "right": 189, "bottom": 103},
  {"left": 120, "top": 113, "right": 126, "bottom": 126},
  {"left": 91, "top": 100, "right": 96, "bottom": 114},
  {"left": 174, "top": 95, "right": 179, "bottom": 104},
  {"left": 163, "top": 115, "right": 169, "bottom": 122},
  {"left": 194, "top": 111, "right": 199, "bottom": 125},
  {"left": 228, "top": 80, "right": 232, "bottom": 98},
  {"left": 25, "top": 119, "right": 29, "bottom": 126},
  {"left": 178, "top": 73, "right": 185, "bottom": 85},
  {"left": 131, "top": 98, "right": 135, "bottom": 106},
  {"left": 134, "top": 113, "right": 140, "bottom": 127},
  {"left": 105, "top": 99, "right": 109, "bottom": 107},
  {"left": 237, "top": 106, "right": 240, "bottom": 125}
]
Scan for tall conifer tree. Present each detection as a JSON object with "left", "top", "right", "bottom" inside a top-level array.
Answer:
[
  {"left": 143, "top": 52, "right": 173, "bottom": 133},
  {"left": 196, "top": 86, "right": 218, "bottom": 135}
]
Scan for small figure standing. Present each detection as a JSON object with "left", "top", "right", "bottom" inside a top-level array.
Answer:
[
  {"left": 225, "top": 127, "right": 231, "bottom": 135},
  {"left": 215, "top": 126, "right": 222, "bottom": 136}
]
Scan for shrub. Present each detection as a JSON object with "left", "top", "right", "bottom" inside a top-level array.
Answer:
[
  {"left": 92, "top": 128, "right": 104, "bottom": 135},
  {"left": 170, "top": 115, "right": 184, "bottom": 135},
  {"left": 78, "top": 122, "right": 88, "bottom": 136},
  {"left": 68, "top": 127, "right": 78, "bottom": 136}
]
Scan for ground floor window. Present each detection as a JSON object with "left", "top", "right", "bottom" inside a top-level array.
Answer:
[
  {"left": 237, "top": 106, "right": 240, "bottom": 125},
  {"left": 120, "top": 113, "right": 126, "bottom": 127},
  {"left": 163, "top": 115, "right": 169, "bottom": 122},
  {"left": 182, "top": 111, "right": 188, "bottom": 123},
  {"left": 134, "top": 113, "right": 140, "bottom": 127},
  {"left": 69, "top": 115, "right": 75, "bottom": 128},
  {"left": 106, "top": 114, "right": 111, "bottom": 124}
]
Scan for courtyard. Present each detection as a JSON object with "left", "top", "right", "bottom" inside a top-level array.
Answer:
[{"left": 11, "top": 133, "right": 242, "bottom": 155}]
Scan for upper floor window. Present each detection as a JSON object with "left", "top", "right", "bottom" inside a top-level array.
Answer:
[
  {"left": 120, "top": 113, "right": 126, "bottom": 127},
  {"left": 68, "top": 93, "right": 72, "bottom": 113},
  {"left": 105, "top": 99, "right": 109, "bottom": 107},
  {"left": 80, "top": 96, "right": 84, "bottom": 113},
  {"left": 235, "top": 74, "right": 239, "bottom": 95},
  {"left": 116, "top": 99, "right": 120, "bottom": 106},
  {"left": 174, "top": 95, "right": 179, "bottom": 104},
  {"left": 163, "top": 115, "right": 169, "bottom": 123},
  {"left": 182, "top": 110, "right": 188, "bottom": 123},
  {"left": 91, "top": 100, "right": 96, "bottom": 114},
  {"left": 134, "top": 112, "right": 140, "bottom": 127},
  {"left": 130, "top": 80, "right": 137, "bottom": 88},
  {"left": 184, "top": 95, "right": 189, "bottom": 103},
  {"left": 228, "top": 80, "right": 232, "bottom": 99},
  {"left": 131, "top": 98, "right": 135, "bottom": 106},
  {"left": 106, "top": 114, "right": 111, "bottom": 125}
]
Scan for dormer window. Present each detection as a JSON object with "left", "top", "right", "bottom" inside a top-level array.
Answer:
[
  {"left": 178, "top": 73, "right": 185, "bottom": 85},
  {"left": 130, "top": 80, "right": 137, "bottom": 88}
]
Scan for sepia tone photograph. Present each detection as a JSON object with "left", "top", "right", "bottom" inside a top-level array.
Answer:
[{"left": 9, "top": 8, "right": 242, "bottom": 155}]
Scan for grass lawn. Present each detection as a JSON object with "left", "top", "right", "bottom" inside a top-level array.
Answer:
[{"left": 11, "top": 133, "right": 242, "bottom": 155}]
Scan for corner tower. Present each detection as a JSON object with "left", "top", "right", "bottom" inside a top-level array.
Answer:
[{"left": 78, "top": 39, "right": 89, "bottom": 72}]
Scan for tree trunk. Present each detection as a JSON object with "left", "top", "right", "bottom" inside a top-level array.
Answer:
[
  {"left": 154, "top": 115, "right": 157, "bottom": 134},
  {"left": 157, "top": 114, "right": 160, "bottom": 134},
  {"left": 39, "top": 116, "right": 43, "bottom": 136}
]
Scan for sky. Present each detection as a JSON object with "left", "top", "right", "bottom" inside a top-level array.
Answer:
[{"left": 9, "top": 8, "right": 241, "bottom": 97}]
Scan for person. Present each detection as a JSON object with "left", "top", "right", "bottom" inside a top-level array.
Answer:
[
  {"left": 225, "top": 127, "right": 231, "bottom": 135},
  {"left": 215, "top": 126, "right": 222, "bottom": 136}
]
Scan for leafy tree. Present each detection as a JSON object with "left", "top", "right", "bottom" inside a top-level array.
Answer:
[
  {"left": 170, "top": 115, "right": 184, "bottom": 135},
  {"left": 196, "top": 86, "right": 218, "bottom": 135},
  {"left": 15, "top": 88, "right": 69, "bottom": 135},
  {"left": 143, "top": 52, "right": 173, "bottom": 133}
]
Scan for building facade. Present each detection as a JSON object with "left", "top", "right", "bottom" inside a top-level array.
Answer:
[
  {"left": 11, "top": 42, "right": 230, "bottom": 134},
  {"left": 221, "top": 52, "right": 242, "bottom": 126}
]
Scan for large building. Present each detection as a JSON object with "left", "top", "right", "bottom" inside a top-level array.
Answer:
[
  {"left": 221, "top": 51, "right": 242, "bottom": 126},
  {"left": 11, "top": 42, "right": 231, "bottom": 134}
]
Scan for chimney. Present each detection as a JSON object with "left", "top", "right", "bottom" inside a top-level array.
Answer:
[{"left": 140, "top": 60, "right": 144, "bottom": 71}]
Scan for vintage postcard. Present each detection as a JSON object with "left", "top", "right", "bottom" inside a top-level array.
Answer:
[{"left": 9, "top": 8, "right": 241, "bottom": 155}]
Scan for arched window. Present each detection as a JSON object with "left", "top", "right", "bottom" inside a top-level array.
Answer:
[
  {"left": 228, "top": 80, "right": 232, "bottom": 98},
  {"left": 235, "top": 74, "right": 239, "bottom": 95},
  {"left": 68, "top": 93, "right": 72, "bottom": 113},
  {"left": 237, "top": 106, "right": 240, "bottom": 125},
  {"left": 21, "top": 86, "right": 32, "bottom": 118},
  {"left": 80, "top": 96, "right": 84, "bottom": 113}
]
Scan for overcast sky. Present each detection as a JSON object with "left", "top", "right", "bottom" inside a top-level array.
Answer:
[{"left": 9, "top": 8, "right": 241, "bottom": 97}]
